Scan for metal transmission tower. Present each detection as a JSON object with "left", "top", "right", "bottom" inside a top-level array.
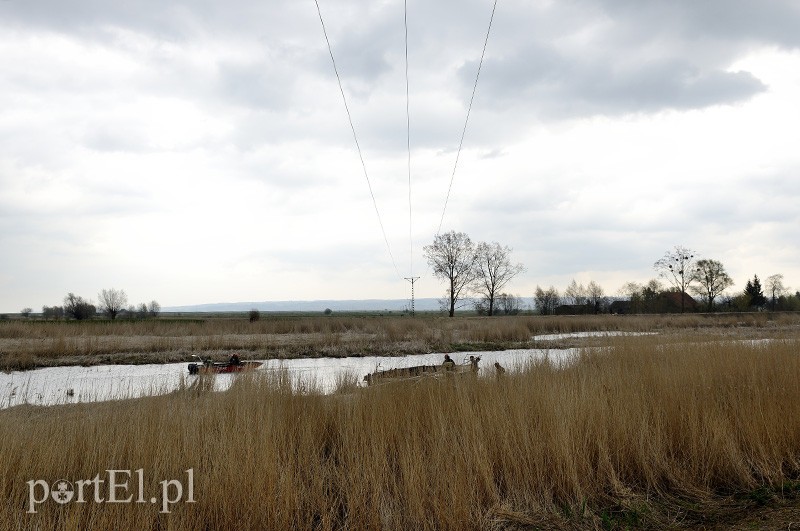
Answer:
[{"left": 405, "top": 276, "right": 420, "bottom": 315}]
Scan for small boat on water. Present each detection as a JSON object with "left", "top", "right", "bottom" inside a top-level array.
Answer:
[
  {"left": 187, "top": 356, "right": 263, "bottom": 375},
  {"left": 363, "top": 355, "right": 480, "bottom": 386}
]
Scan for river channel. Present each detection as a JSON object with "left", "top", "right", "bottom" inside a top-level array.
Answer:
[{"left": 1, "top": 348, "right": 579, "bottom": 409}]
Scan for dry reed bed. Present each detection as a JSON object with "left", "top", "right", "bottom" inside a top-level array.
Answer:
[
  {"left": 2, "top": 313, "right": 797, "bottom": 371},
  {"left": 2, "top": 335, "right": 799, "bottom": 529}
]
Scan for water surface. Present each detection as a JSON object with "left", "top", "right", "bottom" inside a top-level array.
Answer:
[{"left": 0, "top": 348, "right": 576, "bottom": 409}]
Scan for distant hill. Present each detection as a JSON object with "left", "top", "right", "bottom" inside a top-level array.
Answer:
[
  {"left": 164, "top": 297, "right": 536, "bottom": 314},
  {"left": 163, "top": 298, "right": 444, "bottom": 313}
]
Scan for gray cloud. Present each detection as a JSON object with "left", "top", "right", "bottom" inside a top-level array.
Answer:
[
  {"left": 594, "top": 0, "right": 800, "bottom": 49},
  {"left": 474, "top": 52, "right": 766, "bottom": 116},
  {"left": 455, "top": 0, "right": 798, "bottom": 119},
  {"left": 2, "top": 0, "right": 800, "bottom": 311}
]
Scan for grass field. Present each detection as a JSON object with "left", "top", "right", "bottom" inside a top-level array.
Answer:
[{"left": 1, "top": 318, "right": 799, "bottom": 529}]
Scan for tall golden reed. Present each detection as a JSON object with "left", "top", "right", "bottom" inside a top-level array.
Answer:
[{"left": 1, "top": 335, "right": 799, "bottom": 529}]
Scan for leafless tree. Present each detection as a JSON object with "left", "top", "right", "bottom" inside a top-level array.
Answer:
[
  {"left": 496, "top": 293, "right": 523, "bottom": 315},
  {"left": 765, "top": 274, "right": 787, "bottom": 311},
  {"left": 42, "top": 305, "right": 64, "bottom": 320},
  {"left": 654, "top": 245, "right": 698, "bottom": 313},
  {"left": 98, "top": 288, "right": 128, "bottom": 320},
  {"left": 148, "top": 300, "right": 161, "bottom": 318},
  {"left": 690, "top": 259, "right": 733, "bottom": 311},
  {"left": 64, "top": 293, "right": 96, "bottom": 320},
  {"left": 586, "top": 281, "right": 606, "bottom": 312},
  {"left": 534, "top": 285, "right": 560, "bottom": 315},
  {"left": 424, "top": 231, "right": 479, "bottom": 317},
  {"left": 472, "top": 242, "right": 525, "bottom": 316},
  {"left": 617, "top": 282, "right": 642, "bottom": 299},
  {"left": 20, "top": 308, "right": 33, "bottom": 318},
  {"left": 618, "top": 279, "right": 663, "bottom": 313},
  {"left": 564, "top": 279, "right": 588, "bottom": 306}
]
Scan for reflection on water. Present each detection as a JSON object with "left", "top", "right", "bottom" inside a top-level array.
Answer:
[
  {"left": 0, "top": 349, "right": 577, "bottom": 409},
  {"left": 531, "top": 331, "right": 655, "bottom": 341}
]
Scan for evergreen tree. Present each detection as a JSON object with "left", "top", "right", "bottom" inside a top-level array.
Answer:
[{"left": 744, "top": 275, "right": 767, "bottom": 308}]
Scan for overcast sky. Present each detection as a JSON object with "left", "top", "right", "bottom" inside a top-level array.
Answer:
[{"left": 2, "top": 0, "right": 799, "bottom": 312}]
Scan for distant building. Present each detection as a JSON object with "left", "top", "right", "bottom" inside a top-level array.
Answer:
[
  {"left": 660, "top": 291, "right": 698, "bottom": 313},
  {"left": 611, "top": 291, "right": 698, "bottom": 314}
]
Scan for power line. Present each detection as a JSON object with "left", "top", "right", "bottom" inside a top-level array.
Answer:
[
  {"left": 437, "top": 0, "right": 499, "bottom": 235},
  {"left": 314, "top": 0, "right": 403, "bottom": 279},
  {"left": 314, "top": 0, "right": 499, "bottom": 286},
  {"left": 404, "top": 1, "right": 420, "bottom": 316},
  {"left": 404, "top": 0, "right": 413, "bottom": 278}
]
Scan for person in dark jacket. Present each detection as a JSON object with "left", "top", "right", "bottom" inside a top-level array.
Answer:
[{"left": 443, "top": 354, "right": 456, "bottom": 370}]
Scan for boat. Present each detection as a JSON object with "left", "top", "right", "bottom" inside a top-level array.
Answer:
[
  {"left": 187, "top": 357, "right": 263, "bottom": 375},
  {"left": 363, "top": 355, "right": 480, "bottom": 386}
]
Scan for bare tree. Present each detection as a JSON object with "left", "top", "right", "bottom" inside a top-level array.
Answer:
[
  {"left": 496, "top": 293, "right": 523, "bottom": 315},
  {"left": 64, "top": 293, "right": 96, "bottom": 320},
  {"left": 20, "top": 308, "right": 33, "bottom": 318},
  {"left": 690, "top": 259, "right": 733, "bottom": 312},
  {"left": 98, "top": 288, "right": 128, "bottom": 320},
  {"left": 564, "top": 279, "right": 587, "bottom": 306},
  {"left": 148, "top": 300, "right": 161, "bottom": 318},
  {"left": 618, "top": 279, "right": 664, "bottom": 313},
  {"left": 586, "top": 281, "right": 606, "bottom": 313},
  {"left": 618, "top": 282, "right": 642, "bottom": 299},
  {"left": 42, "top": 305, "right": 64, "bottom": 320},
  {"left": 534, "top": 285, "right": 560, "bottom": 315},
  {"left": 472, "top": 242, "right": 525, "bottom": 316},
  {"left": 765, "top": 274, "right": 787, "bottom": 311},
  {"left": 424, "top": 231, "right": 479, "bottom": 317},
  {"left": 654, "top": 245, "right": 698, "bottom": 313}
]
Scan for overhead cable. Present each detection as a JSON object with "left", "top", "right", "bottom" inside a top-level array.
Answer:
[
  {"left": 404, "top": 0, "right": 413, "bottom": 278},
  {"left": 314, "top": 0, "right": 403, "bottom": 279},
  {"left": 437, "top": 0, "right": 499, "bottom": 235}
]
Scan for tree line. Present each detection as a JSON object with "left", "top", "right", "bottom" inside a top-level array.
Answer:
[
  {"left": 14, "top": 243, "right": 795, "bottom": 320},
  {"left": 535, "top": 245, "right": 799, "bottom": 315},
  {"left": 425, "top": 236, "right": 798, "bottom": 316},
  {"left": 30, "top": 289, "right": 161, "bottom": 320}
]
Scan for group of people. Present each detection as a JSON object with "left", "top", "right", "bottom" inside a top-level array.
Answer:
[
  {"left": 442, "top": 354, "right": 505, "bottom": 376},
  {"left": 441, "top": 354, "right": 482, "bottom": 372}
]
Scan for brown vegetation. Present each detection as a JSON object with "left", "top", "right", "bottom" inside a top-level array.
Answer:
[
  {"left": 2, "top": 312, "right": 799, "bottom": 371},
  {"left": 2, "top": 334, "right": 799, "bottom": 529}
]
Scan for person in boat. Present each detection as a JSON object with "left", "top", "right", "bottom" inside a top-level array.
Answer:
[
  {"left": 229, "top": 353, "right": 241, "bottom": 366},
  {"left": 443, "top": 354, "right": 456, "bottom": 370}
]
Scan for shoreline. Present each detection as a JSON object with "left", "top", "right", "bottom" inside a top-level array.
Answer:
[{"left": 3, "top": 313, "right": 799, "bottom": 372}]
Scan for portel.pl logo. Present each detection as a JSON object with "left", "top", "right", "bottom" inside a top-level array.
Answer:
[{"left": 27, "top": 469, "right": 195, "bottom": 514}]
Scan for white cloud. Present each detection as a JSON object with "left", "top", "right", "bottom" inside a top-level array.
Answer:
[{"left": 2, "top": 0, "right": 800, "bottom": 311}]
